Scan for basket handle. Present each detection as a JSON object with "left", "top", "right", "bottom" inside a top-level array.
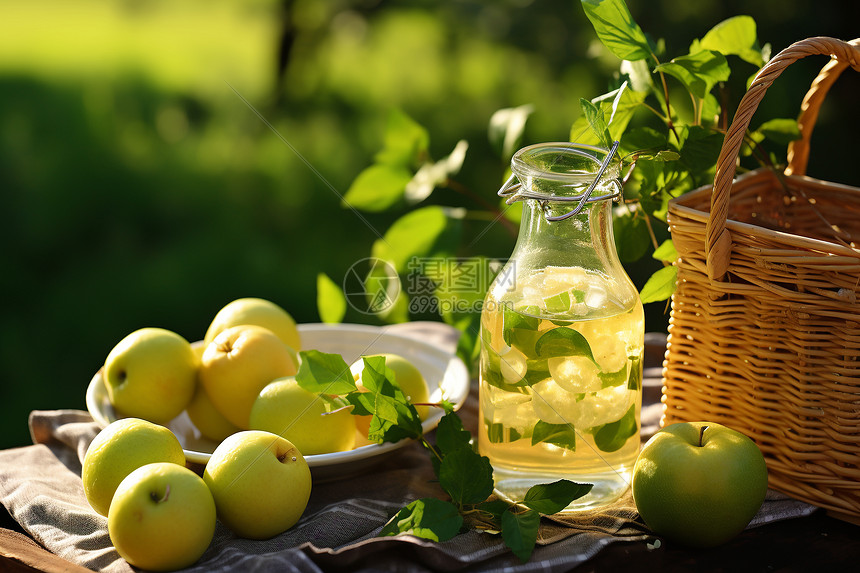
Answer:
[
  {"left": 785, "top": 38, "right": 860, "bottom": 177},
  {"left": 705, "top": 37, "right": 860, "bottom": 280}
]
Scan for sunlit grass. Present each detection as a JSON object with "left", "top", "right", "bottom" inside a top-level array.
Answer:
[{"left": 0, "top": 0, "right": 279, "bottom": 99}]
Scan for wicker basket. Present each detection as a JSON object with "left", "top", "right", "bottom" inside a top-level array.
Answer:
[{"left": 662, "top": 36, "right": 860, "bottom": 521}]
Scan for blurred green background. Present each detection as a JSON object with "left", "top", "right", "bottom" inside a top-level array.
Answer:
[{"left": 2, "top": 0, "right": 857, "bottom": 450}]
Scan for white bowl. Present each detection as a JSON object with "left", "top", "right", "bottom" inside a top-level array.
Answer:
[{"left": 86, "top": 323, "right": 470, "bottom": 481}]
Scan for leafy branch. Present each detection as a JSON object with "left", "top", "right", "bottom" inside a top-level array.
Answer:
[
  {"left": 317, "top": 0, "right": 802, "bottom": 368},
  {"left": 295, "top": 350, "right": 592, "bottom": 562}
]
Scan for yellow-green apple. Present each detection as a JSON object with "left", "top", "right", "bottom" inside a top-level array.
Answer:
[
  {"left": 249, "top": 377, "right": 355, "bottom": 455},
  {"left": 632, "top": 421, "right": 768, "bottom": 548},
  {"left": 349, "top": 353, "right": 431, "bottom": 439},
  {"left": 184, "top": 342, "right": 240, "bottom": 441},
  {"left": 185, "top": 383, "right": 241, "bottom": 443},
  {"left": 103, "top": 327, "right": 198, "bottom": 424},
  {"left": 203, "top": 430, "right": 312, "bottom": 539},
  {"left": 204, "top": 297, "right": 301, "bottom": 351},
  {"left": 108, "top": 462, "right": 216, "bottom": 571},
  {"left": 82, "top": 418, "right": 186, "bottom": 516},
  {"left": 198, "top": 325, "right": 297, "bottom": 429}
]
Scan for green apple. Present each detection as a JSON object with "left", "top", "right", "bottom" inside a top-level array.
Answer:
[
  {"left": 632, "top": 421, "right": 768, "bottom": 548},
  {"left": 185, "top": 342, "right": 240, "bottom": 442},
  {"left": 185, "top": 382, "right": 241, "bottom": 443},
  {"left": 349, "top": 353, "right": 431, "bottom": 439},
  {"left": 204, "top": 297, "right": 301, "bottom": 351},
  {"left": 199, "top": 325, "right": 298, "bottom": 429},
  {"left": 82, "top": 418, "right": 186, "bottom": 516},
  {"left": 203, "top": 430, "right": 312, "bottom": 539},
  {"left": 249, "top": 377, "right": 355, "bottom": 455},
  {"left": 103, "top": 328, "right": 198, "bottom": 424},
  {"left": 108, "top": 462, "right": 216, "bottom": 571}
]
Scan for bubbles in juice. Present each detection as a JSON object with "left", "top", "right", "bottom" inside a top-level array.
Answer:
[{"left": 479, "top": 266, "right": 644, "bottom": 512}]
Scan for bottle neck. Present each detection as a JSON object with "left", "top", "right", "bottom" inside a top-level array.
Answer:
[{"left": 512, "top": 198, "right": 625, "bottom": 276}]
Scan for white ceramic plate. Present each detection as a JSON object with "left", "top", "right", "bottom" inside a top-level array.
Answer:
[{"left": 86, "top": 323, "right": 470, "bottom": 481}]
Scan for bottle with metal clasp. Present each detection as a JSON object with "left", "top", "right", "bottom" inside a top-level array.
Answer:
[{"left": 478, "top": 141, "right": 644, "bottom": 512}]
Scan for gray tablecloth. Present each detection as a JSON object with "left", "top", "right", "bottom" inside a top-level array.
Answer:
[{"left": 0, "top": 323, "right": 818, "bottom": 572}]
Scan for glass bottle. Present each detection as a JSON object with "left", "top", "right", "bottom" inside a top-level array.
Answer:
[{"left": 478, "top": 142, "right": 644, "bottom": 512}]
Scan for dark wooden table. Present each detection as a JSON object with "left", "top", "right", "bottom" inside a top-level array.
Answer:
[{"left": 576, "top": 510, "right": 860, "bottom": 572}]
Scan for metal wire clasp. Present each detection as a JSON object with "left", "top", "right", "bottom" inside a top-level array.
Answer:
[{"left": 498, "top": 140, "right": 621, "bottom": 222}]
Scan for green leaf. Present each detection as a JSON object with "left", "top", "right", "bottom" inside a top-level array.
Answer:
[
  {"left": 502, "top": 306, "right": 541, "bottom": 357},
  {"left": 679, "top": 126, "right": 724, "bottom": 173},
  {"left": 581, "top": 0, "right": 652, "bottom": 62},
  {"left": 627, "top": 356, "right": 642, "bottom": 391},
  {"left": 542, "top": 290, "right": 571, "bottom": 314},
  {"left": 530, "top": 420, "right": 577, "bottom": 451},
  {"left": 380, "top": 498, "right": 463, "bottom": 542},
  {"left": 613, "top": 210, "right": 650, "bottom": 263},
  {"left": 375, "top": 109, "right": 430, "bottom": 167},
  {"left": 701, "top": 92, "right": 721, "bottom": 125},
  {"left": 371, "top": 206, "right": 453, "bottom": 273},
  {"left": 343, "top": 164, "right": 413, "bottom": 212},
  {"left": 435, "top": 411, "right": 473, "bottom": 456},
  {"left": 346, "top": 355, "right": 423, "bottom": 443},
  {"left": 621, "top": 126, "right": 668, "bottom": 154},
  {"left": 346, "top": 391, "right": 373, "bottom": 417},
  {"left": 438, "top": 446, "right": 495, "bottom": 506},
  {"left": 620, "top": 58, "right": 653, "bottom": 92},
  {"left": 404, "top": 140, "right": 469, "bottom": 204},
  {"left": 593, "top": 405, "right": 638, "bottom": 452},
  {"left": 295, "top": 350, "right": 356, "bottom": 395},
  {"left": 489, "top": 104, "right": 534, "bottom": 160},
  {"left": 641, "top": 185, "right": 676, "bottom": 222},
  {"left": 652, "top": 239, "right": 678, "bottom": 262},
  {"left": 503, "top": 306, "right": 539, "bottom": 341},
  {"left": 755, "top": 118, "right": 801, "bottom": 146},
  {"left": 485, "top": 420, "right": 524, "bottom": 443},
  {"left": 521, "top": 367, "right": 551, "bottom": 388},
  {"left": 356, "top": 355, "right": 392, "bottom": 393},
  {"left": 599, "top": 364, "right": 628, "bottom": 388},
  {"left": 639, "top": 265, "right": 678, "bottom": 303},
  {"left": 501, "top": 508, "right": 541, "bottom": 562},
  {"left": 522, "top": 480, "right": 594, "bottom": 515},
  {"left": 316, "top": 273, "right": 346, "bottom": 324},
  {"left": 699, "top": 15, "right": 765, "bottom": 67},
  {"left": 534, "top": 327, "right": 596, "bottom": 364},
  {"left": 632, "top": 149, "right": 680, "bottom": 163},
  {"left": 655, "top": 150, "right": 681, "bottom": 161},
  {"left": 571, "top": 84, "right": 646, "bottom": 146},
  {"left": 579, "top": 98, "right": 612, "bottom": 150},
  {"left": 477, "top": 499, "right": 510, "bottom": 523},
  {"left": 482, "top": 348, "right": 531, "bottom": 392},
  {"left": 653, "top": 50, "right": 730, "bottom": 99}
]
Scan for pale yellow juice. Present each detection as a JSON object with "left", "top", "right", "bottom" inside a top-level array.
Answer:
[{"left": 478, "top": 265, "right": 644, "bottom": 512}]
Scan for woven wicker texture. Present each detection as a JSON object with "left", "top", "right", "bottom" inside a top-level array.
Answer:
[{"left": 663, "top": 37, "right": 860, "bottom": 519}]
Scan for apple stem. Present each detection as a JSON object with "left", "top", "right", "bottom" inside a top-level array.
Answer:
[
  {"left": 151, "top": 484, "right": 170, "bottom": 504},
  {"left": 699, "top": 425, "right": 708, "bottom": 447}
]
